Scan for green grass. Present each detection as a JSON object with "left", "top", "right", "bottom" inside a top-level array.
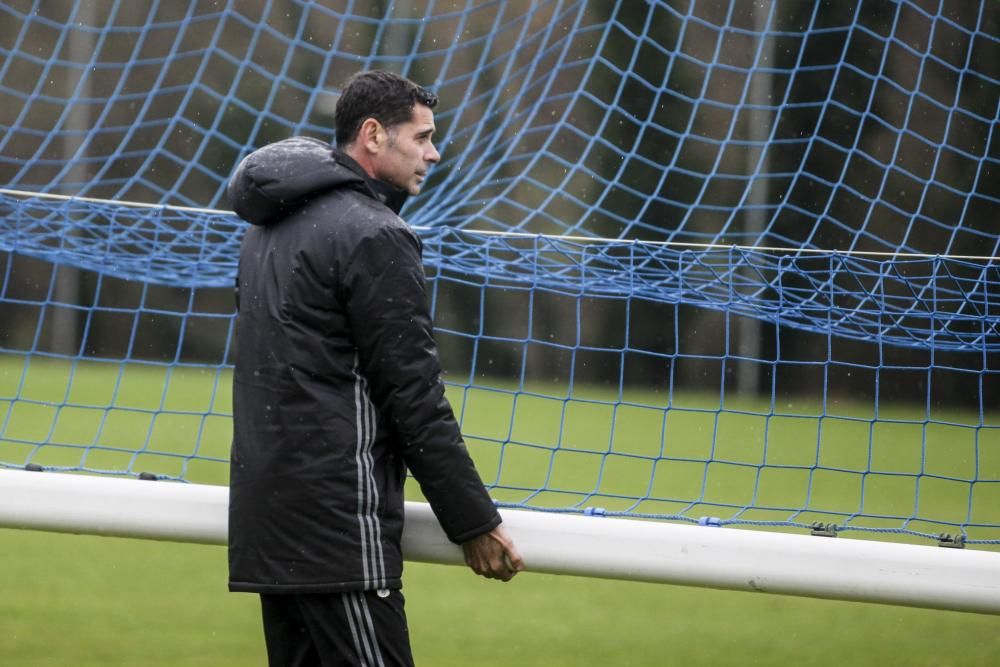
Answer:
[
  {"left": 2, "top": 354, "right": 1000, "bottom": 664},
  {"left": 1, "top": 528, "right": 999, "bottom": 666}
]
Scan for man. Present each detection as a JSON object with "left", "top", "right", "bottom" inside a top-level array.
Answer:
[{"left": 227, "top": 70, "right": 524, "bottom": 666}]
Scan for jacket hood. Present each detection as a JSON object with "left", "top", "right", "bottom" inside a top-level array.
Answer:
[{"left": 227, "top": 136, "right": 407, "bottom": 225}]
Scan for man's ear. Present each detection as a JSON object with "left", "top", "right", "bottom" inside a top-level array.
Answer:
[{"left": 359, "top": 118, "right": 384, "bottom": 154}]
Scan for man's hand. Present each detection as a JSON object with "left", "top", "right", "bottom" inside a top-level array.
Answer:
[{"left": 461, "top": 524, "right": 525, "bottom": 582}]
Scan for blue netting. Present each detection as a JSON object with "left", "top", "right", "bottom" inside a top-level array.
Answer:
[{"left": 1, "top": 0, "right": 998, "bottom": 545}]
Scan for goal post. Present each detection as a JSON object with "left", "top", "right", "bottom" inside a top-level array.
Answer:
[
  {"left": 3, "top": 201, "right": 1000, "bottom": 615},
  {"left": 2, "top": 468, "right": 999, "bottom": 615}
]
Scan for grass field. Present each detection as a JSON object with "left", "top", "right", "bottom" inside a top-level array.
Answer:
[{"left": 2, "top": 354, "right": 1000, "bottom": 665}]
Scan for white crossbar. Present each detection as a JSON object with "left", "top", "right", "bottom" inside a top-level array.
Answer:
[{"left": 1, "top": 469, "right": 998, "bottom": 614}]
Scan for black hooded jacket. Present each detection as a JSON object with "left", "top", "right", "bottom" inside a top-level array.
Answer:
[{"left": 227, "top": 136, "right": 501, "bottom": 593}]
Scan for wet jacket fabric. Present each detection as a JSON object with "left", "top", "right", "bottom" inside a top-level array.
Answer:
[{"left": 227, "top": 136, "right": 501, "bottom": 594}]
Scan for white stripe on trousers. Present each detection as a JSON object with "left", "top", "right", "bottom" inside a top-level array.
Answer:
[{"left": 342, "top": 592, "right": 386, "bottom": 667}]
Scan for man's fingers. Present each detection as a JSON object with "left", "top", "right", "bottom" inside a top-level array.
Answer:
[
  {"left": 493, "top": 559, "right": 514, "bottom": 581},
  {"left": 487, "top": 526, "right": 525, "bottom": 572},
  {"left": 504, "top": 547, "right": 525, "bottom": 572},
  {"left": 462, "top": 524, "right": 524, "bottom": 581}
]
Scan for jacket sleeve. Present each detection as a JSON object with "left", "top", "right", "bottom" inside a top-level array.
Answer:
[{"left": 342, "top": 224, "right": 501, "bottom": 544}]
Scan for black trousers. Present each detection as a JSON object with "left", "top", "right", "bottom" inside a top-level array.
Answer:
[{"left": 260, "top": 590, "right": 414, "bottom": 667}]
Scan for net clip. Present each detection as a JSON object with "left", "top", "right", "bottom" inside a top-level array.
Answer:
[
  {"left": 810, "top": 522, "right": 838, "bottom": 537},
  {"left": 937, "top": 533, "right": 965, "bottom": 549}
]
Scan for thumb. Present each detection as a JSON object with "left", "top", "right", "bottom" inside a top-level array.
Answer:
[{"left": 502, "top": 542, "right": 525, "bottom": 573}]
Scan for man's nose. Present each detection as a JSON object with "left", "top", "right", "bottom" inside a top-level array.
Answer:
[{"left": 426, "top": 142, "right": 441, "bottom": 163}]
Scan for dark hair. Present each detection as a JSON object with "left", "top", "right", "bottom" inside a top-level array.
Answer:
[{"left": 334, "top": 70, "right": 438, "bottom": 147}]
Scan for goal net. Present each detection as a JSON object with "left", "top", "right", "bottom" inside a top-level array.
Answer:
[{"left": 1, "top": 0, "right": 998, "bottom": 609}]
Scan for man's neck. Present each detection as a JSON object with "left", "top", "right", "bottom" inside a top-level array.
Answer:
[
  {"left": 334, "top": 145, "right": 408, "bottom": 214},
  {"left": 342, "top": 144, "right": 377, "bottom": 182}
]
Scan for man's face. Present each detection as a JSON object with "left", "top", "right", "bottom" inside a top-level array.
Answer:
[{"left": 374, "top": 103, "right": 440, "bottom": 195}]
